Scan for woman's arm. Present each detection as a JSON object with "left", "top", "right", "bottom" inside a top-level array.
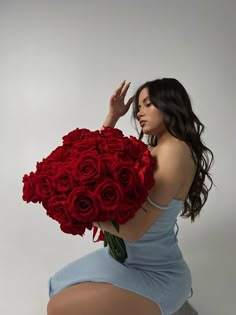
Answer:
[
  {"left": 102, "top": 114, "right": 120, "bottom": 128},
  {"left": 101, "top": 80, "right": 134, "bottom": 129},
  {"left": 92, "top": 200, "right": 153, "bottom": 242},
  {"left": 93, "top": 144, "right": 185, "bottom": 242},
  {"left": 94, "top": 80, "right": 135, "bottom": 236}
]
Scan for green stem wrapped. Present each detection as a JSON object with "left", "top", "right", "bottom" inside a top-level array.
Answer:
[{"left": 104, "top": 231, "right": 128, "bottom": 263}]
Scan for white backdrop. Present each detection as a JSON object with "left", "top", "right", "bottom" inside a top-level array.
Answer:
[{"left": 0, "top": 1, "right": 235, "bottom": 314}]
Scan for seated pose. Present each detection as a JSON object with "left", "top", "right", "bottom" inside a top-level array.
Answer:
[{"left": 47, "top": 78, "right": 214, "bottom": 315}]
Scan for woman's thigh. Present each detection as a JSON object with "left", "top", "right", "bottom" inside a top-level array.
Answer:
[{"left": 47, "top": 281, "right": 162, "bottom": 315}]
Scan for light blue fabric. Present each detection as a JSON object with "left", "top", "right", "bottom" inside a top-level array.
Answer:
[{"left": 48, "top": 199, "right": 192, "bottom": 315}]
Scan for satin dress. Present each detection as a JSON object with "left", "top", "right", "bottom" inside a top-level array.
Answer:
[{"left": 48, "top": 198, "right": 192, "bottom": 315}]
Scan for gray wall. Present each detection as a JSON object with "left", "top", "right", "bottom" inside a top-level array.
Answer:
[{"left": 0, "top": 1, "right": 235, "bottom": 314}]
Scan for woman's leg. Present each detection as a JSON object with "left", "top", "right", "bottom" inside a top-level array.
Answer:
[{"left": 47, "top": 281, "right": 162, "bottom": 315}]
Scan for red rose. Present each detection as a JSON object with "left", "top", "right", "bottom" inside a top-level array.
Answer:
[
  {"left": 139, "top": 166, "right": 155, "bottom": 189},
  {"left": 35, "top": 175, "right": 54, "bottom": 200},
  {"left": 99, "top": 154, "right": 115, "bottom": 178},
  {"left": 119, "top": 137, "right": 138, "bottom": 160},
  {"left": 67, "top": 187, "right": 99, "bottom": 222},
  {"left": 47, "top": 194, "right": 70, "bottom": 224},
  {"left": 42, "top": 200, "right": 49, "bottom": 210},
  {"left": 49, "top": 146, "right": 64, "bottom": 160},
  {"left": 62, "top": 128, "right": 91, "bottom": 144},
  {"left": 85, "top": 130, "right": 101, "bottom": 141},
  {"left": 98, "top": 137, "right": 127, "bottom": 155},
  {"left": 22, "top": 126, "right": 156, "bottom": 238},
  {"left": 113, "top": 162, "right": 137, "bottom": 192},
  {"left": 129, "top": 136, "right": 148, "bottom": 157},
  {"left": 94, "top": 179, "right": 124, "bottom": 215},
  {"left": 46, "top": 145, "right": 71, "bottom": 161},
  {"left": 138, "top": 150, "right": 156, "bottom": 188},
  {"left": 72, "top": 150, "right": 101, "bottom": 184},
  {"left": 100, "top": 126, "right": 124, "bottom": 138},
  {"left": 70, "top": 132, "right": 101, "bottom": 154},
  {"left": 36, "top": 160, "right": 64, "bottom": 176},
  {"left": 131, "top": 182, "right": 148, "bottom": 205},
  {"left": 22, "top": 172, "right": 41, "bottom": 203},
  {"left": 68, "top": 144, "right": 97, "bottom": 161},
  {"left": 60, "top": 220, "right": 86, "bottom": 236},
  {"left": 53, "top": 169, "right": 73, "bottom": 193},
  {"left": 112, "top": 200, "right": 137, "bottom": 224},
  {"left": 35, "top": 158, "right": 48, "bottom": 174},
  {"left": 85, "top": 221, "right": 93, "bottom": 231},
  {"left": 78, "top": 138, "right": 99, "bottom": 149}
]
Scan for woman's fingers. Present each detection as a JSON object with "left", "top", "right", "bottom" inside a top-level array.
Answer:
[
  {"left": 125, "top": 96, "right": 134, "bottom": 111},
  {"left": 126, "top": 95, "right": 135, "bottom": 106},
  {"left": 120, "top": 82, "right": 131, "bottom": 97},
  {"left": 113, "top": 80, "right": 126, "bottom": 97},
  {"left": 110, "top": 81, "right": 132, "bottom": 112}
]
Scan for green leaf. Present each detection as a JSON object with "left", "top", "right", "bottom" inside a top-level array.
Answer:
[
  {"left": 103, "top": 231, "right": 128, "bottom": 263},
  {"left": 110, "top": 219, "right": 120, "bottom": 232}
]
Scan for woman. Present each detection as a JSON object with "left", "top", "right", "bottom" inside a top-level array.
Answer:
[{"left": 47, "top": 78, "right": 214, "bottom": 315}]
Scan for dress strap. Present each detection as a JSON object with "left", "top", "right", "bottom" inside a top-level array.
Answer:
[
  {"left": 147, "top": 195, "right": 169, "bottom": 209},
  {"left": 147, "top": 195, "right": 183, "bottom": 210}
]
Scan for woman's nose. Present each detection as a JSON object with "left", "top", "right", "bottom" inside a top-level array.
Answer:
[{"left": 137, "top": 110, "right": 144, "bottom": 120}]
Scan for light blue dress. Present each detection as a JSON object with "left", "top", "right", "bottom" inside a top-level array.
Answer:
[{"left": 48, "top": 199, "right": 192, "bottom": 315}]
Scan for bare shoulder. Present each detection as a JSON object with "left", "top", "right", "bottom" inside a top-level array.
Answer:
[
  {"left": 151, "top": 138, "right": 194, "bottom": 168},
  {"left": 150, "top": 138, "right": 187, "bottom": 171},
  {"left": 148, "top": 138, "right": 196, "bottom": 204}
]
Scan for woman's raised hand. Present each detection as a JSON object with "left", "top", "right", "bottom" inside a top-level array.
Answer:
[{"left": 108, "top": 80, "right": 134, "bottom": 118}]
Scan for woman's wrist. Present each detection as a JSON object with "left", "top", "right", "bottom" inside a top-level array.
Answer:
[{"left": 102, "top": 114, "right": 120, "bottom": 128}]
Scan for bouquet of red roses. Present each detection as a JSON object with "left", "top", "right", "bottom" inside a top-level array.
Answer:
[{"left": 22, "top": 127, "right": 155, "bottom": 247}]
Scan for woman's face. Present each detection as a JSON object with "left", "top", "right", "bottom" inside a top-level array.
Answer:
[{"left": 137, "top": 87, "right": 165, "bottom": 136}]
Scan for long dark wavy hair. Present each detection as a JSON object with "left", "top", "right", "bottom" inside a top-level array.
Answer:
[{"left": 131, "top": 78, "right": 215, "bottom": 222}]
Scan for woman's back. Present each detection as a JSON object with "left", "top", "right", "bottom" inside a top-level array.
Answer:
[{"left": 151, "top": 138, "right": 197, "bottom": 202}]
